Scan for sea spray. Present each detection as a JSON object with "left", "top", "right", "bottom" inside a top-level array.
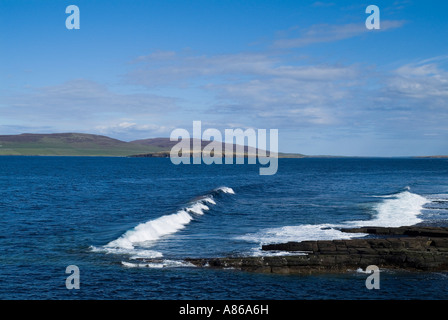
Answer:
[
  {"left": 348, "top": 190, "right": 429, "bottom": 227},
  {"left": 237, "top": 189, "right": 430, "bottom": 256},
  {"left": 121, "top": 260, "right": 195, "bottom": 269},
  {"left": 92, "top": 187, "right": 235, "bottom": 258},
  {"left": 236, "top": 223, "right": 366, "bottom": 245},
  {"left": 214, "top": 186, "right": 235, "bottom": 194},
  {"left": 105, "top": 209, "right": 194, "bottom": 250}
]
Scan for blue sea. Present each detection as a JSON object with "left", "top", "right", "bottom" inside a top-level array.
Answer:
[{"left": 1, "top": 157, "right": 448, "bottom": 300}]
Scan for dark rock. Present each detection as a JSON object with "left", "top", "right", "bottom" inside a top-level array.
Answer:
[
  {"left": 183, "top": 226, "right": 448, "bottom": 274},
  {"left": 340, "top": 226, "right": 448, "bottom": 238}
]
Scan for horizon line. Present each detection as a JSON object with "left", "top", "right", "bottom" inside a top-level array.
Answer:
[{"left": 0, "top": 131, "right": 446, "bottom": 158}]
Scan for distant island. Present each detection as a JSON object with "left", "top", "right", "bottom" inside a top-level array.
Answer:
[
  {"left": 0, "top": 132, "right": 305, "bottom": 158},
  {"left": 0, "top": 133, "right": 163, "bottom": 157},
  {"left": 0, "top": 133, "right": 445, "bottom": 158},
  {"left": 413, "top": 155, "right": 448, "bottom": 159}
]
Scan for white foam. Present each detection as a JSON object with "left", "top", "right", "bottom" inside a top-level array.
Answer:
[
  {"left": 94, "top": 186, "right": 235, "bottom": 258},
  {"left": 121, "top": 260, "right": 195, "bottom": 268},
  {"left": 202, "top": 197, "right": 216, "bottom": 205},
  {"left": 248, "top": 248, "right": 307, "bottom": 257},
  {"left": 216, "top": 186, "right": 235, "bottom": 194},
  {"left": 105, "top": 209, "right": 193, "bottom": 251},
  {"left": 236, "top": 224, "right": 366, "bottom": 245},
  {"left": 349, "top": 191, "right": 429, "bottom": 228},
  {"left": 237, "top": 190, "right": 429, "bottom": 255},
  {"left": 426, "top": 194, "right": 448, "bottom": 201},
  {"left": 90, "top": 246, "right": 164, "bottom": 258},
  {"left": 187, "top": 202, "right": 209, "bottom": 215}
]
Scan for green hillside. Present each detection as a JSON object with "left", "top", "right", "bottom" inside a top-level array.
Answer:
[
  {"left": 0, "top": 133, "right": 306, "bottom": 157},
  {"left": 0, "top": 133, "right": 164, "bottom": 156}
]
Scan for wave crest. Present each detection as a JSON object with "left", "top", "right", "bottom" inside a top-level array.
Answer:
[
  {"left": 349, "top": 190, "right": 429, "bottom": 227},
  {"left": 237, "top": 189, "right": 430, "bottom": 255},
  {"left": 94, "top": 186, "right": 236, "bottom": 258}
]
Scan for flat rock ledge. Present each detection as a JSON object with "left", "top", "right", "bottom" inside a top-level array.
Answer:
[{"left": 184, "top": 226, "right": 448, "bottom": 274}]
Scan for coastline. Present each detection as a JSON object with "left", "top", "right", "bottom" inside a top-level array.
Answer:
[{"left": 180, "top": 226, "right": 448, "bottom": 274}]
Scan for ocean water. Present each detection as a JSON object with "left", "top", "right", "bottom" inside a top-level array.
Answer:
[{"left": 1, "top": 157, "right": 448, "bottom": 300}]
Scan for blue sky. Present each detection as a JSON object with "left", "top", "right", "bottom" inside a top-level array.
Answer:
[{"left": 1, "top": 0, "right": 447, "bottom": 156}]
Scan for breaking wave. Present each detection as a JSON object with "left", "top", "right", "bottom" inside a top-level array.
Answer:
[
  {"left": 348, "top": 190, "right": 429, "bottom": 227},
  {"left": 237, "top": 189, "right": 430, "bottom": 254},
  {"left": 236, "top": 223, "right": 364, "bottom": 245},
  {"left": 91, "top": 187, "right": 235, "bottom": 258}
]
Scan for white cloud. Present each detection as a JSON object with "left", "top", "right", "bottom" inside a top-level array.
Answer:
[
  {"left": 273, "top": 20, "right": 406, "bottom": 48},
  {"left": 125, "top": 50, "right": 363, "bottom": 127},
  {"left": 387, "top": 58, "right": 448, "bottom": 100},
  {"left": 120, "top": 19, "right": 410, "bottom": 132},
  {"left": 96, "top": 121, "right": 173, "bottom": 135},
  {"left": 126, "top": 52, "right": 278, "bottom": 87},
  {"left": 312, "top": 2, "right": 335, "bottom": 7},
  {"left": 127, "top": 51, "right": 360, "bottom": 86},
  {"left": 2, "top": 79, "right": 179, "bottom": 121},
  {"left": 0, "top": 79, "right": 182, "bottom": 138},
  {"left": 93, "top": 120, "right": 178, "bottom": 141}
]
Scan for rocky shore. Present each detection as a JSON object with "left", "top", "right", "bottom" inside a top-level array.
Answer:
[{"left": 184, "top": 226, "right": 448, "bottom": 274}]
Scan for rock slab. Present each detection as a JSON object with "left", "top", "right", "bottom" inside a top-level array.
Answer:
[{"left": 184, "top": 226, "right": 448, "bottom": 274}]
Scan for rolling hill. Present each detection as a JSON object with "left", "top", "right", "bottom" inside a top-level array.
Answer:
[
  {"left": 0, "top": 133, "right": 164, "bottom": 156},
  {"left": 0, "top": 133, "right": 305, "bottom": 157}
]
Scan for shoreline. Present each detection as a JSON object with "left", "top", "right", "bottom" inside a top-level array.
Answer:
[{"left": 179, "top": 226, "right": 448, "bottom": 274}]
